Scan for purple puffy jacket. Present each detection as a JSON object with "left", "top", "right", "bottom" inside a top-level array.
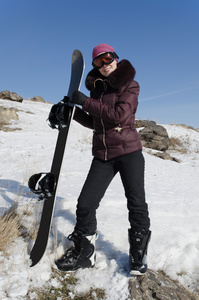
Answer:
[{"left": 73, "top": 59, "right": 142, "bottom": 161}]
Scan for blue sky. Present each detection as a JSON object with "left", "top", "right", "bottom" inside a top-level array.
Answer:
[{"left": 1, "top": 0, "right": 199, "bottom": 128}]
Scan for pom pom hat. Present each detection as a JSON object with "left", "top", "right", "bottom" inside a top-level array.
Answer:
[{"left": 92, "top": 43, "right": 116, "bottom": 60}]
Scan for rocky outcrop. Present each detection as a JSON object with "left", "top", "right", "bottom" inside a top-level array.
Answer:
[
  {"left": 0, "top": 106, "right": 19, "bottom": 125},
  {"left": 135, "top": 120, "right": 180, "bottom": 161},
  {"left": 0, "top": 90, "right": 46, "bottom": 103},
  {"left": 149, "top": 150, "right": 180, "bottom": 163},
  {"left": 136, "top": 121, "right": 170, "bottom": 151},
  {"left": 135, "top": 120, "right": 157, "bottom": 128},
  {"left": 0, "top": 90, "right": 23, "bottom": 102},
  {"left": 129, "top": 269, "right": 198, "bottom": 300},
  {"left": 0, "top": 106, "right": 20, "bottom": 131},
  {"left": 29, "top": 96, "right": 45, "bottom": 103}
]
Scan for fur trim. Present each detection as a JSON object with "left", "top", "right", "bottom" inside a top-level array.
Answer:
[{"left": 85, "top": 60, "right": 136, "bottom": 92}]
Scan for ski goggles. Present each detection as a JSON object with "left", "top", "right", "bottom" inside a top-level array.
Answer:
[{"left": 92, "top": 52, "right": 119, "bottom": 69}]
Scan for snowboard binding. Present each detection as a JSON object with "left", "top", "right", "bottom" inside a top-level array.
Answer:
[
  {"left": 48, "top": 96, "right": 73, "bottom": 130},
  {"left": 28, "top": 172, "right": 57, "bottom": 200}
]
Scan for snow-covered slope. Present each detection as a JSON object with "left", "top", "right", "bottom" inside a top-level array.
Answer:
[{"left": 0, "top": 99, "right": 199, "bottom": 299}]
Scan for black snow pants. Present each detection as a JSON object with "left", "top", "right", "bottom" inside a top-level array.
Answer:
[{"left": 75, "top": 150, "right": 150, "bottom": 235}]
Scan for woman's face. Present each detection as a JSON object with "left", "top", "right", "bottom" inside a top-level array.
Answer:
[{"left": 98, "top": 59, "right": 117, "bottom": 77}]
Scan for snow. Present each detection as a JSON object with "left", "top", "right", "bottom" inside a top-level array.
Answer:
[{"left": 0, "top": 98, "right": 199, "bottom": 299}]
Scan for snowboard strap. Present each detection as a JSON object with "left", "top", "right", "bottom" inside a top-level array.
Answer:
[{"left": 28, "top": 172, "right": 57, "bottom": 200}]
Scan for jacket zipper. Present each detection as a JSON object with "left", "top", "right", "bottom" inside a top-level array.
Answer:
[
  {"left": 101, "top": 118, "right": 108, "bottom": 160},
  {"left": 100, "top": 89, "right": 108, "bottom": 161}
]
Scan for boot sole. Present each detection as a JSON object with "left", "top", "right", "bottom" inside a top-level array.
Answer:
[
  {"left": 56, "top": 263, "right": 95, "bottom": 272},
  {"left": 130, "top": 270, "right": 147, "bottom": 276}
]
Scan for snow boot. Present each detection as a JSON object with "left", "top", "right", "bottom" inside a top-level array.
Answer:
[
  {"left": 128, "top": 228, "right": 151, "bottom": 275},
  {"left": 55, "top": 230, "right": 97, "bottom": 271}
]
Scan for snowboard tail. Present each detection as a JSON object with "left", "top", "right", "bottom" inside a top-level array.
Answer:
[{"left": 29, "top": 50, "right": 84, "bottom": 266}]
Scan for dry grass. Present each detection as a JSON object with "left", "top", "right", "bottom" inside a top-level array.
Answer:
[
  {"left": 169, "top": 137, "right": 187, "bottom": 154},
  {"left": 0, "top": 209, "right": 20, "bottom": 254},
  {"left": 176, "top": 123, "right": 198, "bottom": 132},
  {"left": 15, "top": 199, "right": 44, "bottom": 245},
  {"left": 35, "top": 269, "right": 106, "bottom": 300}
]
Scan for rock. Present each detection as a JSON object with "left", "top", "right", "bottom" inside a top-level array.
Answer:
[
  {"left": 9, "top": 92, "right": 23, "bottom": 102},
  {"left": 0, "top": 106, "right": 19, "bottom": 125},
  {"left": 149, "top": 150, "right": 180, "bottom": 163},
  {"left": 30, "top": 96, "right": 45, "bottom": 103},
  {"left": 0, "top": 90, "right": 23, "bottom": 102},
  {"left": 0, "top": 106, "right": 20, "bottom": 131},
  {"left": 0, "top": 90, "right": 10, "bottom": 99},
  {"left": 135, "top": 120, "right": 157, "bottom": 128},
  {"left": 129, "top": 269, "right": 198, "bottom": 300},
  {"left": 135, "top": 120, "right": 180, "bottom": 160},
  {"left": 139, "top": 124, "right": 169, "bottom": 151}
]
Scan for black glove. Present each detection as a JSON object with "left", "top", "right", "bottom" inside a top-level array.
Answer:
[
  {"left": 48, "top": 96, "right": 72, "bottom": 130},
  {"left": 71, "top": 91, "right": 88, "bottom": 106}
]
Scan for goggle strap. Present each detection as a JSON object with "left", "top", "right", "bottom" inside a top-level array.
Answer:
[{"left": 113, "top": 52, "right": 119, "bottom": 59}]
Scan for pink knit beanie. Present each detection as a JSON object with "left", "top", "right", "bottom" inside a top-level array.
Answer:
[{"left": 92, "top": 43, "right": 116, "bottom": 60}]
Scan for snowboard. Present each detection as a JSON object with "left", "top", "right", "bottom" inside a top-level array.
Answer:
[{"left": 28, "top": 50, "right": 84, "bottom": 267}]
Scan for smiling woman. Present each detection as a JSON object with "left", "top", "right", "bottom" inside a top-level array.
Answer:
[
  {"left": 91, "top": 44, "right": 119, "bottom": 76},
  {"left": 48, "top": 43, "right": 152, "bottom": 275}
]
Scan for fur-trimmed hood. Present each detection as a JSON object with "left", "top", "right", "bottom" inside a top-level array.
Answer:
[{"left": 85, "top": 59, "right": 136, "bottom": 92}]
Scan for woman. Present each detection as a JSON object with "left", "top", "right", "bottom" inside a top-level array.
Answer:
[{"left": 51, "top": 43, "right": 151, "bottom": 275}]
